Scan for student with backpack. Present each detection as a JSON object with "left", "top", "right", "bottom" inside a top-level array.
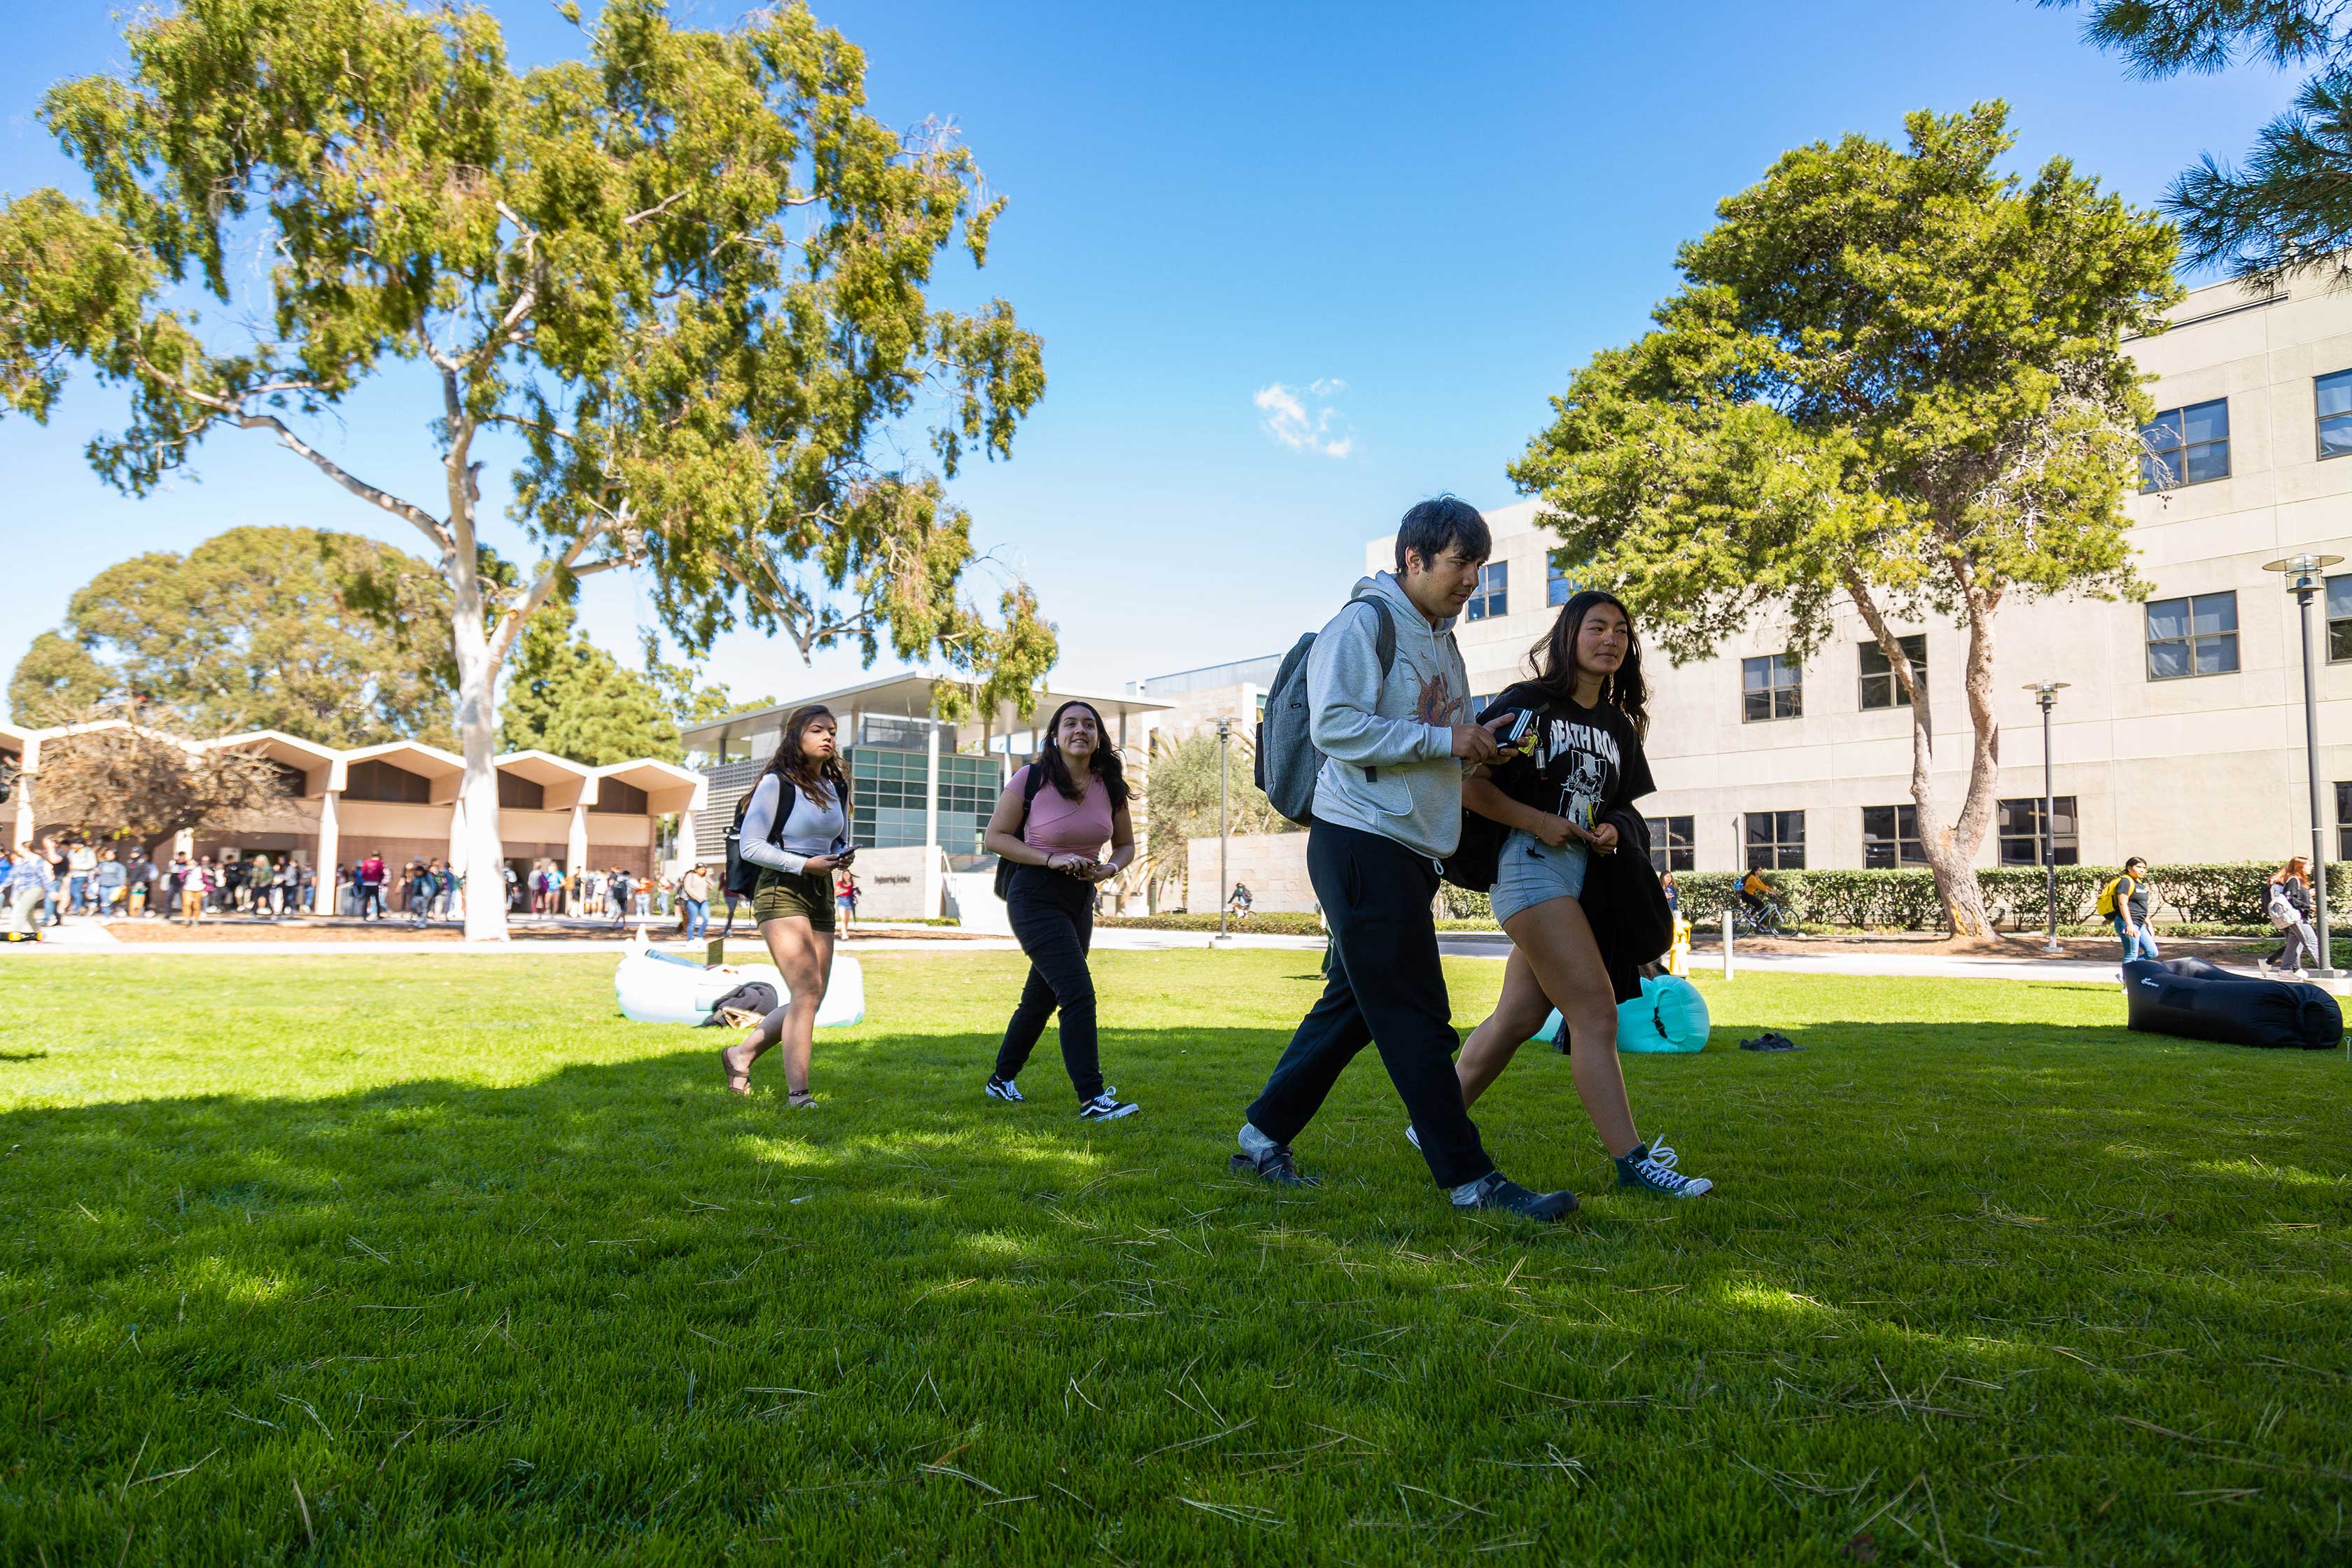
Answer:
[
  {"left": 981, "top": 699, "right": 1140, "bottom": 1121},
  {"left": 1236, "top": 496, "right": 1577, "bottom": 1220},
  {"left": 2262, "top": 857, "right": 2319, "bottom": 976},
  {"left": 719, "top": 704, "right": 852, "bottom": 1109},
  {"left": 2100, "top": 857, "right": 2157, "bottom": 963},
  {"left": 1446, "top": 589, "right": 1712, "bottom": 1200}
]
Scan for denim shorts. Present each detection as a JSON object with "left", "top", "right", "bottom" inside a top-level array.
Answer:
[{"left": 1490, "top": 828, "right": 1590, "bottom": 925}]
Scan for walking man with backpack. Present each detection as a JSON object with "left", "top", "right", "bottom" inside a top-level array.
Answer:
[{"left": 1234, "top": 496, "right": 1578, "bottom": 1221}]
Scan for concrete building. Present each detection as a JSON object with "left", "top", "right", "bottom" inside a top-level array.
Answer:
[
  {"left": 1365, "top": 274, "right": 2352, "bottom": 876},
  {"left": 1129, "top": 653, "right": 1284, "bottom": 745},
  {"left": 4, "top": 718, "right": 701, "bottom": 911},
  {"left": 682, "top": 673, "right": 1170, "bottom": 920}
]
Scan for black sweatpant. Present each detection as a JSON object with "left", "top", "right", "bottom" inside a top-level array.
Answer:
[
  {"left": 995, "top": 866, "right": 1105, "bottom": 1101},
  {"left": 1245, "top": 818, "right": 1495, "bottom": 1189}
]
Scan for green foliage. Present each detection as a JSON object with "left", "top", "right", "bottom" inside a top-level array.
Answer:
[
  {"left": 11, "top": 526, "right": 456, "bottom": 744},
  {"left": 1510, "top": 103, "right": 2180, "bottom": 932},
  {"left": 1138, "top": 729, "right": 1293, "bottom": 904},
  {"left": 498, "top": 600, "right": 681, "bottom": 766},
  {"left": 1098, "top": 911, "right": 1324, "bottom": 935},
  {"left": 2052, "top": 1, "right": 2352, "bottom": 286},
  {"left": 5, "top": 631, "right": 112, "bottom": 724},
  {"left": 1666, "top": 861, "right": 2344, "bottom": 931},
  {"left": 1, "top": 953, "right": 2346, "bottom": 1561}
]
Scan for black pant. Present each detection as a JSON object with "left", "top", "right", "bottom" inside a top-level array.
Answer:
[
  {"left": 1247, "top": 818, "right": 1494, "bottom": 1189},
  {"left": 995, "top": 866, "right": 1105, "bottom": 1101}
]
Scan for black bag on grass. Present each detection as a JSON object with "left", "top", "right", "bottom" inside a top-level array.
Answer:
[
  {"left": 701, "top": 981, "right": 780, "bottom": 1026},
  {"left": 2122, "top": 956, "right": 2342, "bottom": 1050}
]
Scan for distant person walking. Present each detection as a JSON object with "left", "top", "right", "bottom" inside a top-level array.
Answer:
[
  {"left": 720, "top": 704, "right": 853, "bottom": 1107},
  {"left": 2104, "top": 856, "right": 2158, "bottom": 964},
  {"left": 680, "top": 864, "right": 710, "bottom": 941},
  {"left": 981, "top": 699, "right": 1140, "bottom": 1120},
  {"left": 94, "top": 848, "right": 127, "bottom": 917},
  {"left": 357, "top": 853, "right": 387, "bottom": 920},
  {"left": 1231, "top": 496, "right": 1575, "bottom": 1219},
  {"left": 2262, "top": 857, "right": 2320, "bottom": 977},
  {"left": 5, "top": 838, "right": 57, "bottom": 940}
]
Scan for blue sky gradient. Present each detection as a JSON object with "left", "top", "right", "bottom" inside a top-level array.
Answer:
[{"left": 0, "top": 1, "right": 2299, "bottom": 719}]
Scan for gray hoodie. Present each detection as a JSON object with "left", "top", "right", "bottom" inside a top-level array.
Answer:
[{"left": 1306, "top": 570, "right": 1473, "bottom": 860}]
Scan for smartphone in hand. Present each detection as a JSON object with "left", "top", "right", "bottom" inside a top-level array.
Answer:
[{"left": 1494, "top": 709, "right": 1539, "bottom": 755}]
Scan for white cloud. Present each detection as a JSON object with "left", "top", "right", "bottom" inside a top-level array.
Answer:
[{"left": 1254, "top": 380, "right": 1354, "bottom": 458}]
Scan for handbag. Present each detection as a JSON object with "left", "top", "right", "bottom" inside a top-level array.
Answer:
[{"left": 992, "top": 764, "right": 1054, "bottom": 899}]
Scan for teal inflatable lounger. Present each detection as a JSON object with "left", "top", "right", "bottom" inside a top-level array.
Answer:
[{"left": 1534, "top": 974, "right": 1711, "bottom": 1054}]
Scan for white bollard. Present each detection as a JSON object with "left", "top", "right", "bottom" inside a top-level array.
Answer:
[{"left": 1722, "top": 908, "right": 1735, "bottom": 981}]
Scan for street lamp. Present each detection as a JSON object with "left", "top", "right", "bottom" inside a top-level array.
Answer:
[
  {"left": 1213, "top": 718, "right": 1233, "bottom": 947},
  {"left": 2261, "top": 552, "right": 2345, "bottom": 978},
  {"left": 2021, "top": 682, "right": 2071, "bottom": 955}
]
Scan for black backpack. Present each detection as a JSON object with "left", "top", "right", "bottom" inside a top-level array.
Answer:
[
  {"left": 1439, "top": 691, "right": 1520, "bottom": 892},
  {"left": 723, "top": 783, "right": 785, "bottom": 902},
  {"left": 1254, "top": 592, "right": 1397, "bottom": 827},
  {"left": 991, "top": 764, "right": 1054, "bottom": 900}
]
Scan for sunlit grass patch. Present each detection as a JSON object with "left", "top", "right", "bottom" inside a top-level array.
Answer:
[{"left": 1, "top": 951, "right": 2347, "bottom": 1564}]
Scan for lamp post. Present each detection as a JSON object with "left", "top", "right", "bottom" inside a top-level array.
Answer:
[
  {"left": 1214, "top": 718, "right": 1233, "bottom": 947},
  {"left": 2021, "top": 682, "right": 2071, "bottom": 955},
  {"left": 2261, "top": 552, "right": 2345, "bottom": 978}
]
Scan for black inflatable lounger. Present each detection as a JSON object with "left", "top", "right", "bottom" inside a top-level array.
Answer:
[{"left": 2122, "top": 956, "right": 2343, "bottom": 1051}]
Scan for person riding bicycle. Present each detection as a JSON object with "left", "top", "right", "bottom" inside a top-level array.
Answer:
[{"left": 1738, "top": 864, "right": 1776, "bottom": 916}]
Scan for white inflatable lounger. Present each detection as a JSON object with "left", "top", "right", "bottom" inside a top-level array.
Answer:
[{"left": 614, "top": 945, "right": 866, "bottom": 1029}]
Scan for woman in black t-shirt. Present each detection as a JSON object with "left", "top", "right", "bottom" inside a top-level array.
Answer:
[{"left": 1455, "top": 589, "right": 1714, "bottom": 1200}]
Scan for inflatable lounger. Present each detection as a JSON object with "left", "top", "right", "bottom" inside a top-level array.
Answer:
[
  {"left": 2123, "top": 956, "right": 2340, "bottom": 1051},
  {"left": 1534, "top": 974, "right": 1712, "bottom": 1054},
  {"left": 615, "top": 946, "right": 867, "bottom": 1030}
]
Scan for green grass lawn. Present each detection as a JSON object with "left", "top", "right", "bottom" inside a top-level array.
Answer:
[{"left": 1, "top": 951, "right": 2347, "bottom": 1565}]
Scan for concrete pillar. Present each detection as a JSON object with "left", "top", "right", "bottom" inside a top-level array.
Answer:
[
  {"left": 567, "top": 803, "right": 589, "bottom": 916},
  {"left": 446, "top": 794, "right": 468, "bottom": 920},
  {"left": 313, "top": 790, "right": 340, "bottom": 913},
  {"left": 11, "top": 734, "right": 37, "bottom": 850},
  {"left": 923, "top": 719, "right": 942, "bottom": 917}
]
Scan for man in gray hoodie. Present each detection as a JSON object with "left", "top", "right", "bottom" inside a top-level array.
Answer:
[{"left": 1233, "top": 497, "right": 1578, "bottom": 1221}]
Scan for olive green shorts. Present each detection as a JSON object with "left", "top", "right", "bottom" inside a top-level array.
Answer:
[{"left": 752, "top": 868, "right": 836, "bottom": 933}]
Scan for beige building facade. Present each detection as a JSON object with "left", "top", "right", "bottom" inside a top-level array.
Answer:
[{"left": 1365, "top": 275, "right": 2352, "bottom": 876}]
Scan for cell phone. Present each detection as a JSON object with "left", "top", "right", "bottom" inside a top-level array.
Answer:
[
  {"left": 835, "top": 847, "right": 857, "bottom": 867},
  {"left": 1495, "top": 709, "right": 1539, "bottom": 752}
]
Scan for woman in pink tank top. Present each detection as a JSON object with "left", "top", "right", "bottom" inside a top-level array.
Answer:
[{"left": 981, "top": 700, "right": 1139, "bottom": 1119}]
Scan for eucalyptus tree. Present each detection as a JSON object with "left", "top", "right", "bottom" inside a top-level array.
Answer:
[
  {"left": 0, "top": 0, "right": 1050, "bottom": 939},
  {"left": 1511, "top": 104, "right": 2179, "bottom": 934}
]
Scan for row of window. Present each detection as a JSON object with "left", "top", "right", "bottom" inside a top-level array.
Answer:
[
  {"left": 346, "top": 758, "right": 644, "bottom": 813},
  {"left": 1738, "top": 635, "right": 1926, "bottom": 722},
  {"left": 2136, "top": 369, "right": 2352, "bottom": 493},
  {"left": 1642, "top": 798, "right": 2078, "bottom": 873},
  {"left": 1464, "top": 559, "right": 1588, "bottom": 622}
]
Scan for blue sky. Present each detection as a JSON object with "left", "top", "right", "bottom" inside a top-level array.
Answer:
[{"left": 0, "top": 1, "right": 2298, "bottom": 721}]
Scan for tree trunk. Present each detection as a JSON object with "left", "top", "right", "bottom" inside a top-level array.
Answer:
[{"left": 449, "top": 543, "right": 510, "bottom": 943}]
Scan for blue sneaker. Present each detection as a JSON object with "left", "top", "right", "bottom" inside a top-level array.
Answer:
[
  {"left": 1617, "top": 1140, "right": 1712, "bottom": 1198},
  {"left": 983, "top": 1075, "right": 1024, "bottom": 1103}
]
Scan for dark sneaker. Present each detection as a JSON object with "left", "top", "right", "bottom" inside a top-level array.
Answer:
[
  {"left": 1078, "top": 1092, "right": 1138, "bottom": 1121},
  {"left": 1617, "top": 1140, "right": 1712, "bottom": 1198},
  {"left": 1455, "top": 1172, "right": 1578, "bottom": 1222},
  {"left": 1229, "top": 1145, "right": 1319, "bottom": 1186},
  {"left": 983, "top": 1074, "right": 1025, "bottom": 1103}
]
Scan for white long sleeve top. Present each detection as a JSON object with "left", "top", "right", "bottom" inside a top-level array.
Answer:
[{"left": 738, "top": 774, "right": 848, "bottom": 875}]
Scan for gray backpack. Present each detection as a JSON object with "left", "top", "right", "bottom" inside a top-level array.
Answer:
[{"left": 1255, "top": 592, "right": 1396, "bottom": 827}]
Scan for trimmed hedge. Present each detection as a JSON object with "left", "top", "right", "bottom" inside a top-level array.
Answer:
[
  {"left": 1098, "top": 911, "right": 1326, "bottom": 935},
  {"left": 1665, "top": 861, "right": 2340, "bottom": 932}
]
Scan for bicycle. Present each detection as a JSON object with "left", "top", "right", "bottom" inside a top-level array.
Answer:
[{"left": 1731, "top": 897, "right": 1790, "bottom": 937}]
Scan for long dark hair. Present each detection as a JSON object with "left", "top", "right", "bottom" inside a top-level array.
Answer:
[
  {"left": 1034, "top": 700, "right": 1130, "bottom": 808},
  {"left": 762, "top": 704, "right": 851, "bottom": 810},
  {"left": 1527, "top": 589, "right": 1650, "bottom": 738}
]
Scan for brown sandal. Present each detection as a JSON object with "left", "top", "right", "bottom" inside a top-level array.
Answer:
[
  {"left": 720, "top": 1044, "right": 752, "bottom": 1096},
  {"left": 785, "top": 1089, "right": 818, "bottom": 1110}
]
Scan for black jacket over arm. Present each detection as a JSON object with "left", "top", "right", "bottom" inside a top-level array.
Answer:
[{"left": 1579, "top": 809, "right": 1674, "bottom": 1004}]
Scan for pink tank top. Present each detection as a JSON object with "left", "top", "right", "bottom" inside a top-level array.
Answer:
[{"left": 1016, "top": 766, "right": 1116, "bottom": 858}]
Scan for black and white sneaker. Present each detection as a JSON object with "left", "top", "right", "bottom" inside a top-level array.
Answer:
[
  {"left": 1455, "top": 1172, "right": 1578, "bottom": 1222},
  {"left": 1229, "top": 1144, "right": 1319, "bottom": 1186},
  {"left": 1616, "top": 1140, "right": 1713, "bottom": 1198},
  {"left": 1077, "top": 1092, "right": 1138, "bottom": 1121},
  {"left": 983, "top": 1074, "right": 1024, "bottom": 1103}
]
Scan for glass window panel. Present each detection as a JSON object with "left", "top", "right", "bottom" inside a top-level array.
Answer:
[
  {"left": 2320, "top": 370, "right": 2352, "bottom": 419},
  {"left": 2323, "top": 414, "right": 2352, "bottom": 458},
  {"left": 2146, "top": 640, "right": 2189, "bottom": 680},
  {"left": 2139, "top": 453, "right": 2172, "bottom": 491},
  {"left": 2192, "top": 592, "right": 2236, "bottom": 635},
  {"left": 2178, "top": 398, "right": 2228, "bottom": 444},
  {"left": 2337, "top": 781, "right": 2352, "bottom": 823},
  {"left": 2183, "top": 441, "right": 2230, "bottom": 483},
  {"left": 1743, "top": 657, "right": 1770, "bottom": 690},
  {"left": 2195, "top": 635, "right": 2239, "bottom": 676},
  {"left": 2330, "top": 575, "right": 2352, "bottom": 622},
  {"left": 2332, "top": 620, "right": 2352, "bottom": 664},
  {"left": 2141, "top": 410, "right": 2183, "bottom": 445},
  {"left": 2145, "top": 598, "right": 2188, "bottom": 642},
  {"left": 1774, "top": 687, "right": 1802, "bottom": 719}
]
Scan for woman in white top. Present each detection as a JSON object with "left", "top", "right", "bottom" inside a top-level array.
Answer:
[{"left": 720, "top": 704, "right": 853, "bottom": 1107}]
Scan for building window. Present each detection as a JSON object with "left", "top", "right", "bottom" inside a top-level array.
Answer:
[
  {"left": 1861, "top": 804, "right": 1929, "bottom": 868},
  {"left": 1742, "top": 653, "right": 1802, "bottom": 722},
  {"left": 496, "top": 772, "right": 545, "bottom": 811},
  {"left": 1858, "top": 634, "right": 1926, "bottom": 711},
  {"left": 343, "top": 758, "right": 433, "bottom": 804},
  {"left": 1997, "top": 795, "right": 2079, "bottom": 867},
  {"left": 589, "top": 778, "right": 649, "bottom": 816},
  {"left": 2328, "top": 575, "right": 2352, "bottom": 663},
  {"left": 1744, "top": 810, "right": 1805, "bottom": 869},
  {"left": 2146, "top": 592, "right": 2239, "bottom": 680},
  {"left": 2320, "top": 369, "right": 2352, "bottom": 459},
  {"left": 1467, "top": 561, "right": 1508, "bottom": 622},
  {"left": 2337, "top": 782, "right": 2352, "bottom": 860},
  {"left": 1547, "top": 558, "right": 1581, "bottom": 606},
  {"left": 2139, "top": 397, "right": 2230, "bottom": 491},
  {"left": 1645, "top": 815, "right": 1694, "bottom": 873}
]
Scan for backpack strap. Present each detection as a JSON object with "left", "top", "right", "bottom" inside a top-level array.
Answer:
[{"left": 1343, "top": 592, "right": 1402, "bottom": 780}]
